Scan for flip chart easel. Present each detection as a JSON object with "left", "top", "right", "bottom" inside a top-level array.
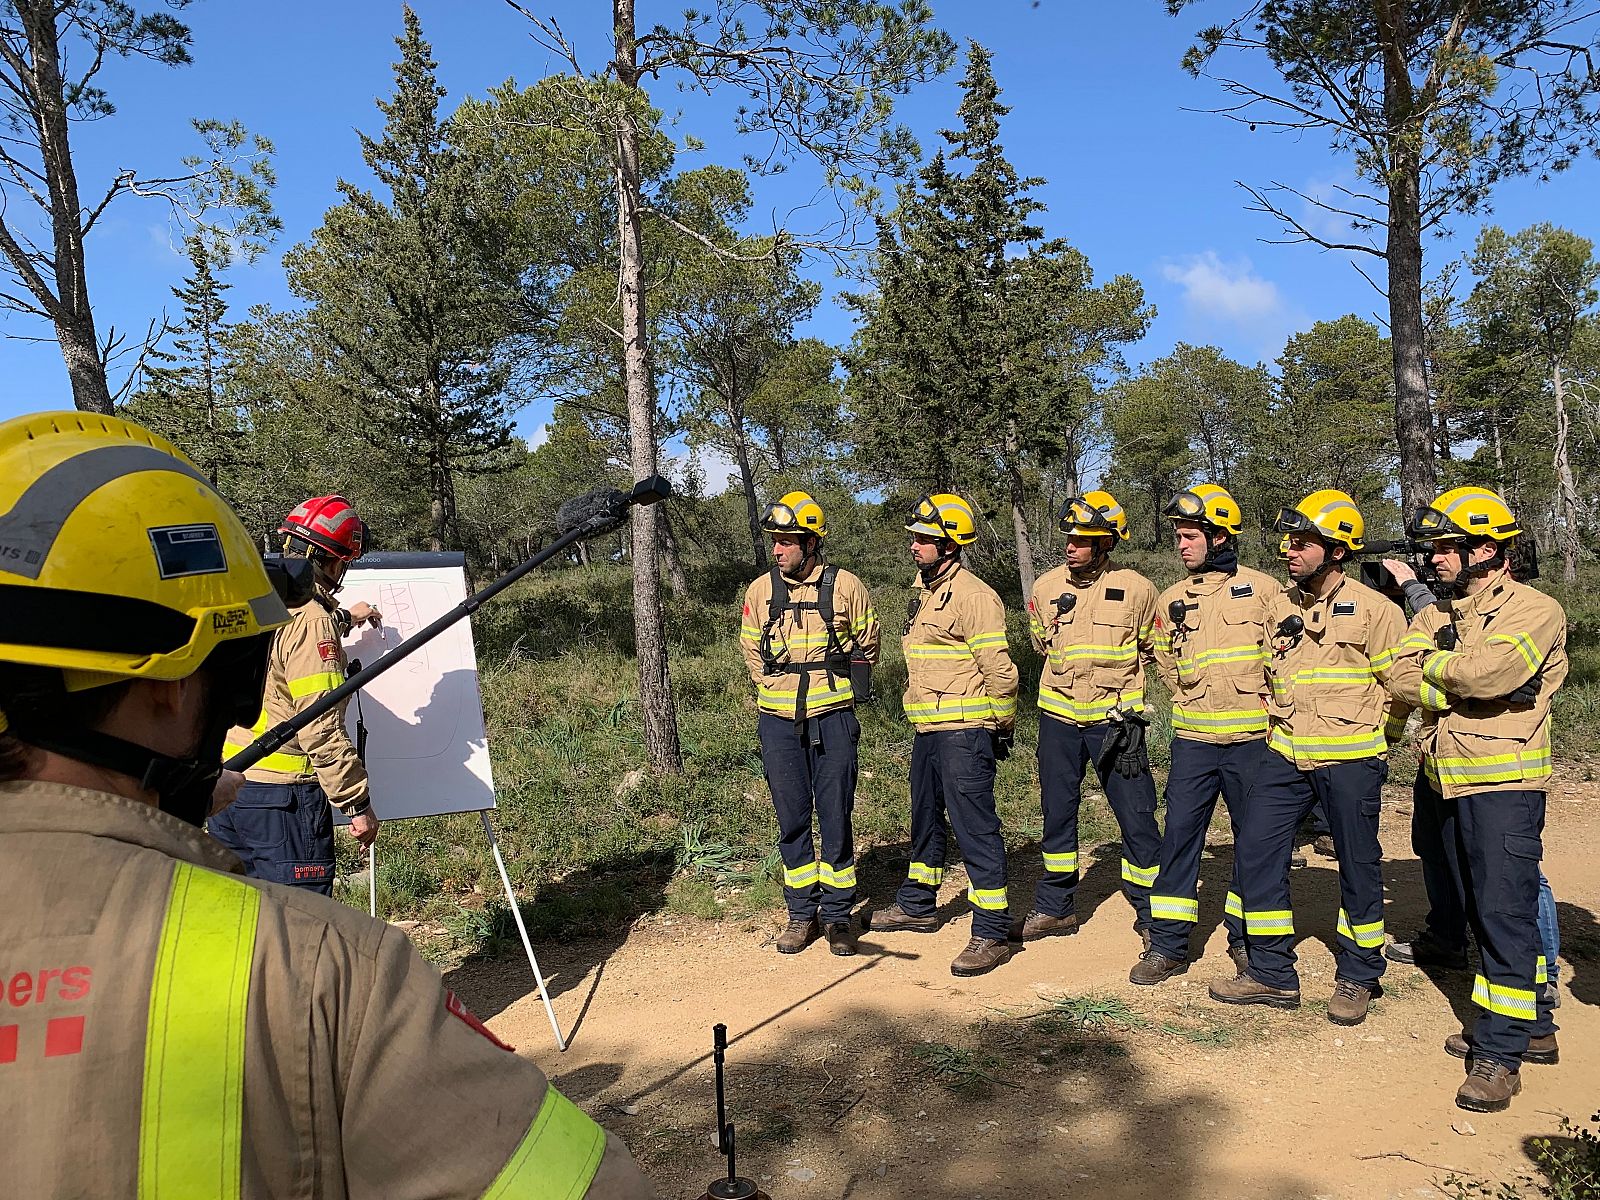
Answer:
[{"left": 337, "top": 551, "right": 567, "bottom": 1051}]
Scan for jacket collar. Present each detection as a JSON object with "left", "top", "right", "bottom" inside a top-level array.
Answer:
[{"left": 0, "top": 780, "right": 244, "bottom": 874}]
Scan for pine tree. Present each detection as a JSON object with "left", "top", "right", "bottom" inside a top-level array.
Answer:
[{"left": 126, "top": 235, "right": 242, "bottom": 486}]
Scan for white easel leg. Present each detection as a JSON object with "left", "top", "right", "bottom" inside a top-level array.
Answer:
[
  {"left": 369, "top": 842, "right": 378, "bottom": 920},
  {"left": 481, "top": 810, "right": 567, "bottom": 1052}
]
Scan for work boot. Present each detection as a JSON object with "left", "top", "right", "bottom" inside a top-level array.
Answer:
[
  {"left": 1455, "top": 1059, "right": 1522, "bottom": 1113},
  {"left": 1012, "top": 910, "right": 1079, "bottom": 941},
  {"left": 1228, "top": 944, "right": 1250, "bottom": 977},
  {"left": 866, "top": 904, "right": 939, "bottom": 934},
  {"left": 1327, "top": 978, "right": 1380, "bottom": 1026},
  {"left": 1129, "top": 950, "right": 1187, "bottom": 986},
  {"left": 776, "top": 916, "right": 819, "bottom": 954},
  {"left": 1384, "top": 930, "right": 1469, "bottom": 970},
  {"left": 950, "top": 936, "right": 1013, "bottom": 978},
  {"left": 1313, "top": 835, "right": 1337, "bottom": 859},
  {"left": 1445, "top": 1030, "right": 1559, "bottom": 1066},
  {"left": 825, "top": 922, "right": 858, "bottom": 957},
  {"left": 1209, "top": 972, "right": 1300, "bottom": 1010}
]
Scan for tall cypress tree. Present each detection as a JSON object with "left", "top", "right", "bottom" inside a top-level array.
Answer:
[
  {"left": 847, "top": 43, "right": 1150, "bottom": 594},
  {"left": 284, "top": 6, "right": 522, "bottom": 551}
]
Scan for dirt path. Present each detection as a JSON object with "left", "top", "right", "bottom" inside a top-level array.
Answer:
[{"left": 447, "top": 775, "right": 1600, "bottom": 1200}]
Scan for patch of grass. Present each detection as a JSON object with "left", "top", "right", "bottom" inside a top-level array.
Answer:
[
  {"left": 1031, "top": 992, "right": 1148, "bottom": 1033},
  {"left": 1440, "top": 1110, "right": 1600, "bottom": 1199},
  {"left": 910, "top": 1041, "right": 1014, "bottom": 1096},
  {"left": 666, "top": 875, "right": 722, "bottom": 919},
  {"left": 1158, "top": 1016, "right": 1239, "bottom": 1048}
]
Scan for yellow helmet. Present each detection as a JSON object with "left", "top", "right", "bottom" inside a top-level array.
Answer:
[
  {"left": 1164, "top": 483, "right": 1243, "bottom": 536},
  {"left": 1059, "top": 490, "right": 1129, "bottom": 541},
  {"left": 1279, "top": 533, "right": 1291, "bottom": 557},
  {"left": 761, "top": 490, "right": 826, "bottom": 539},
  {"left": 1409, "top": 486, "right": 1521, "bottom": 543},
  {"left": 1275, "top": 488, "right": 1364, "bottom": 552},
  {"left": 0, "top": 412, "right": 291, "bottom": 692},
  {"left": 905, "top": 493, "right": 978, "bottom": 545}
]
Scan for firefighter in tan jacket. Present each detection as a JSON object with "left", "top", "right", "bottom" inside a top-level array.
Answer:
[
  {"left": 217, "top": 494, "right": 379, "bottom": 897},
  {"left": 1134, "top": 484, "right": 1277, "bottom": 985},
  {"left": 1015, "top": 491, "right": 1161, "bottom": 949},
  {"left": 739, "top": 491, "right": 879, "bottom": 957},
  {"left": 0, "top": 413, "right": 651, "bottom": 1199},
  {"left": 1210, "top": 489, "right": 1407, "bottom": 1027},
  {"left": 1384, "top": 487, "right": 1567, "bottom": 1114},
  {"left": 868, "top": 494, "right": 1020, "bottom": 978}
]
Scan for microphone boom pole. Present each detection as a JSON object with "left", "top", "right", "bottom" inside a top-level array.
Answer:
[{"left": 225, "top": 475, "right": 671, "bottom": 774}]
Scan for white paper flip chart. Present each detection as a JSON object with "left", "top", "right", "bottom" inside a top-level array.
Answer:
[{"left": 336, "top": 552, "right": 496, "bottom": 821}]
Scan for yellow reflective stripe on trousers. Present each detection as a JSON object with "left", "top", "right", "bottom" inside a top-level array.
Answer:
[
  {"left": 1536, "top": 955, "right": 1549, "bottom": 985},
  {"left": 1335, "top": 909, "right": 1385, "bottom": 948},
  {"left": 1243, "top": 909, "right": 1294, "bottom": 936},
  {"left": 1224, "top": 891, "right": 1243, "bottom": 919},
  {"left": 481, "top": 1085, "right": 606, "bottom": 1200},
  {"left": 1121, "top": 859, "right": 1158, "bottom": 887},
  {"left": 818, "top": 862, "right": 857, "bottom": 889},
  {"left": 1150, "top": 895, "right": 1199, "bottom": 922},
  {"left": 139, "top": 863, "right": 261, "bottom": 1200},
  {"left": 1042, "top": 851, "right": 1079, "bottom": 874},
  {"left": 907, "top": 862, "right": 944, "bottom": 886},
  {"left": 967, "top": 885, "right": 1008, "bottom": 911},
  {"left": 783, "top": 861, "right": 820, "bottom": 889},
  {"left": 1471, "top": 975, "right": 1538, "bottom": 1020},
  {"left": 222, "top": 741, "right": 311, "bottom": 775}
]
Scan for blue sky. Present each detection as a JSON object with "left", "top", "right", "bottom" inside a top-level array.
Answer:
[{"left": 5, "top": 0, "right": 1597, "bottom": 478}]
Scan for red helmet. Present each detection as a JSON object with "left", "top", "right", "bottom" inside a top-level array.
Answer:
[{"left": 280, "top": 495, "right": 365, "bottom": 561}]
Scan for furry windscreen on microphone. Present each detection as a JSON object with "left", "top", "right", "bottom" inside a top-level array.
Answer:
[{"left": 557, "top": 487, "right": 630, "bottom": 536}]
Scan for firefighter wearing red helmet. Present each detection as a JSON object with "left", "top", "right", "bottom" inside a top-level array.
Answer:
[{"left": 217, "top": 495, "right": 381, "bottom": 893}]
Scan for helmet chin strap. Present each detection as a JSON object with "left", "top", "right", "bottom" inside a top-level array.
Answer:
[
  {"left": 9, "top": 717, "right": 226, "bottom": 828},
  {"left": 1069, "top": 540, "right": 1112, "bottom": 580}
]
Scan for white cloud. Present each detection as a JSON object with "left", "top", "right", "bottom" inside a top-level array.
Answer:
[
  {"left": 526, "top": 422, "right": 551, "bottom": 450},
  {"left": 663, "top": 443, "right": 740, "bottom": 496},
  {"left": 1162, "top": 251, "right": 1285, "bottom": 322}
]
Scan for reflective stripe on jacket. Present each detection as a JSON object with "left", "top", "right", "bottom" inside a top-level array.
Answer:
[
  {"left": 902, "top": 561, "right": 1019, "bottom": 732},
  {"left": 0, "top": 781, "right": 654, "bottom": 1199},
  {"left": 1151, "top": 564, "right": 1276, "bottom": 744},
  {"left": 1264, "top": 573, "right": 1409, "bottom": 769},
  {"left": 1028, "top": 562, "right": 1157, "bottom": 727},
  {"left": 225, "top": 592, "right": 367, "bottom": 813},
  {"left": 738, "top": 563, "right": 880, "bottom": 719},
  {"left": 1384, "top": 569, "right": 1568, "bottom": 799}
]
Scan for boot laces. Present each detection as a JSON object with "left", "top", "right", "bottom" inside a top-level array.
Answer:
[
  {"left": 1334, "top": 979, "right": 1368, "bottom": 1002},
  {"left": 964, "top": 936, "right": 993, "bottom": 953},
  {"left": 1468, "top": 1057, "right": 1504, "bottom": 1082}
]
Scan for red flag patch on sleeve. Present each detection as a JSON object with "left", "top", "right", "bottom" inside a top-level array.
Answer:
[
  {"left": 317, "top": 640, "right": 339, "bottom": 663},
  {"left": 444, "top": 989, "right": 516, "bottom": 1052}
]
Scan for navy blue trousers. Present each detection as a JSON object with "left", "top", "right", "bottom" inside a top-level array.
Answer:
[
  {"left": 894, "top": 728, "right": 1010, "bottom": 941},
  {"left": 1236, "top": 751, "right": 1387, "bottom": 991},
  {"left": 209, "top": 780, "right": 336, "bottom": 896},
  {"left": 1412, "top": 778, "right": 1555, "bottom": 1067},
  {"left": 1032, "top": 716, "right": 1162, "bottom": 927},
  {"left": 759, "top": 709, "right": 860, "bottom": 924},
  {"left": 1148, "top": 737, "right": 1263, "bottom": 962}
]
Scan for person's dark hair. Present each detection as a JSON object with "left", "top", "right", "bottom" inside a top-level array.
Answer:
[{"left": 0, "top": 664, "right": 133, "bottom": 783}]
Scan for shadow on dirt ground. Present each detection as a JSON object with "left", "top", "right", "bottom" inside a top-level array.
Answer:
[{"left": 552, "top": 991, "right": 1315, "bottom": 1199}]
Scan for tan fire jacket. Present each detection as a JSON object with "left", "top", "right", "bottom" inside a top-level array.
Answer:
[
  {"left": 225, "top": 590, "right": 368, "bottom": 813},
  {"left": 1151, "top": 565, "right": 1278, "bottom": 744},
  {"left": 1384, "top": 568, "right": 1568, "bottom": 799},
  {"left": 1264, "top": 572, "right": 1409, "bottom": 769},
  {"left": 1027, "top": 561, "right": 1157, "bottom": 726},
  {"left": 0, "top": 780, "right": 653, "bottom": 1199},
  {"left": 739, "top": 562, "right": 880, "bottom": 719},
  {"left": 902, "top": 560, "right": 1018, "bottom": 733}
]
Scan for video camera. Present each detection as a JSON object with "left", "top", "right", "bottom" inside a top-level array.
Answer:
[{"left": 1354, "top": 538, "right": 1430, "bottom": 603}]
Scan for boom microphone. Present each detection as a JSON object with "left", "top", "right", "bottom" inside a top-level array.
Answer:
[{"left": 558, "top": 487, "right": 630, "bottom": 537}]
